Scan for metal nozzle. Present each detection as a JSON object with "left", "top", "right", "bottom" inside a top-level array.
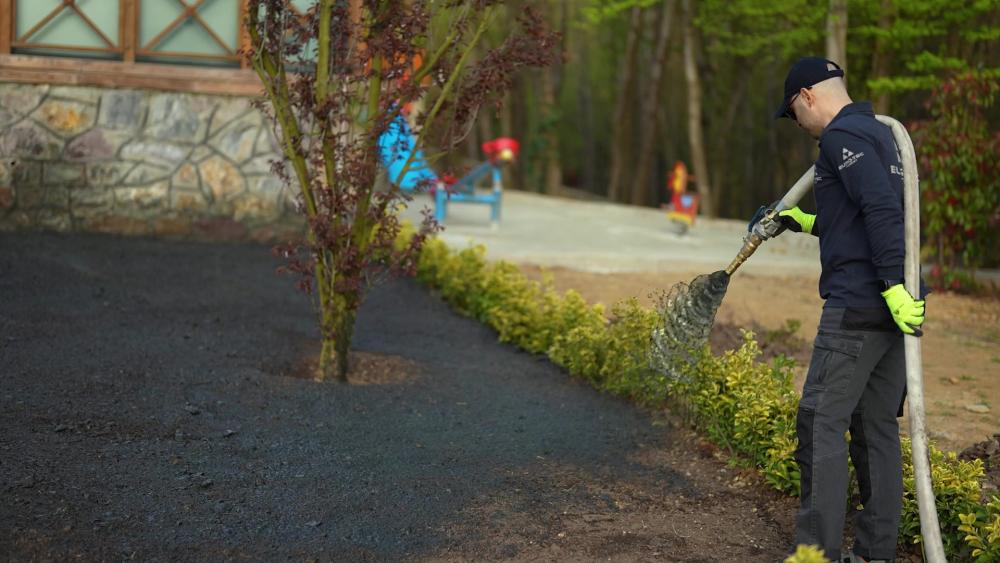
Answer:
[{"left": 724, "top": 233, "right": 764, "bottom": 276}]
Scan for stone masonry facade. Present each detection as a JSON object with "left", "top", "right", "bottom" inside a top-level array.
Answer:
[{"left": 0, "top": 83, "right": 303, "bottom": 241}]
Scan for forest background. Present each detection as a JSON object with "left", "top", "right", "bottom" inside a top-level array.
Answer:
[{"left": 438, "top": 0, "right": 999, "bottom": 272}]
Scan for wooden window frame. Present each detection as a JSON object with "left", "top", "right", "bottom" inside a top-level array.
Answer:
[
  {"left": 137, "top": 0, "right": 243, "bottom": 64},
  {"left": 11, "top": 0, "right": 122, "bottom": 55},
  {"left": 0, "top": 0, "right": 262, "bottom": 96}
]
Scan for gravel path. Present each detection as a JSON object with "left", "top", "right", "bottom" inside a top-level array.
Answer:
[{"left": 0, "top": 233, "right": 794, "bottom": 561}]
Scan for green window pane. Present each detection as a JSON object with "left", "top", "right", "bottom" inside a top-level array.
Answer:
[
  {"left": 15, "top": 0, "right": 119, "bottom": 49},
  {"left": 139, "top": 0, "right": 239, "bottom": 59}
]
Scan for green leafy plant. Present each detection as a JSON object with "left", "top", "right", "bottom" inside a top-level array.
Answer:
[
  {"left": 784, "top": 544, "right": 829, "bottom": 563},
  {"left": 912, "top": 73, "right": 1000, "bottom": 289},
  {"left": 959, "top": 495, "right": 1000, "bottom": 562},
  {"left": 899, "top": 439, "right": 987, "bottom": 557},
  {"left": 246, "top": 0, "right": 558, "bottom": 381}
]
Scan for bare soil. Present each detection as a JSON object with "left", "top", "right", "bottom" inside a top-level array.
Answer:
[
  {"left": 519, "top": 265, "right": 1000, "bottom": 456},
  {"left": 960, "top": 434, "right": 1000, "bottom": 499},
  {"left": 2, "top": 233, "right": 815, "bottom": 562}
]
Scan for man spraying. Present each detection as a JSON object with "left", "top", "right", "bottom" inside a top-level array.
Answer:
[{"left": 771, "top": 57, "right": 926, "bottom": 563}]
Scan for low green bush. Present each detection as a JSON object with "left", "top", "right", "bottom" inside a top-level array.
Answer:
[
  {"left": 959, "top": 495, "right": 1000, "bottom": 562},
  {"left": 408, "top": 235, "right": 999, "bottom": 560},
  {"left": 669, "top": 334, "right": 803, "bottom": 495},
  {"left": 785, "top": 544, "right": 830, "bottom": 563}
]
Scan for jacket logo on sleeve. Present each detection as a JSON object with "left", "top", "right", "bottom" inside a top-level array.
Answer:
[{"left": 838, "top": 147, "right": 864, "bottom": 170}]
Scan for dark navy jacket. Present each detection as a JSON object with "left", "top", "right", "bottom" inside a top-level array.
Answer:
[{"left": 812, "top": 102, "right": 907, "bottom": 309}]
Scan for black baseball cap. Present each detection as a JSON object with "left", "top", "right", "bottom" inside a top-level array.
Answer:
[{"left": 774, "top": 57, "right": 844, "bottom": 119}]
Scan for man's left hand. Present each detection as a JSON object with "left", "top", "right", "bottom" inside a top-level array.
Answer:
[{"left": 881, "top": 284, "right": 925, "bottom": 336}]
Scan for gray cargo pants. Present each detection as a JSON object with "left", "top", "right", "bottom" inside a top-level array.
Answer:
[{"left": 794, "top": 307, "right": 906, "bottom": 561}]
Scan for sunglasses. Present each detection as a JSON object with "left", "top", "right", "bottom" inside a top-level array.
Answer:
[{"left": 786, "top": 87, "right": 811, "bottom": 122}]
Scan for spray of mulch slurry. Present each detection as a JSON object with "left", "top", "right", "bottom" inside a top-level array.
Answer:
[
  {"left": 649, "top": 270, "right": 731, "bottom": 381},
  {"left": 650, "top": 223, "right": 770, "bottom": 381}
]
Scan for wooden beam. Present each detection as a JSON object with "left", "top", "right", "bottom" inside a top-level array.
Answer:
[
  {"left": 0, "top": 0, "right": 12, "bottom": 55},
  {"left": 121, "top": 0, "right": 136, "bottom": 63},
  {"left": 135, "top": 49, "right": 240, "bottom": 62},
  {"left": 0, "top": 53, "right": 264, "bottom": 97},
  {"left": 9, "top": 42, "right": 121, "bottom": 55},
  {"left": 238, "top": 0, "right": 249, "bottom": 69}
]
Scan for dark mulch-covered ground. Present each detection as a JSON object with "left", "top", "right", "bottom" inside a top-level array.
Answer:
[{"left": 0, "top": 233, "right": 804, "bottom": 561}]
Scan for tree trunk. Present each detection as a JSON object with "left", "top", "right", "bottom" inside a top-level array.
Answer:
[
  {"left": 710, "top": 73, "right": 748, "bottom": 216},
  {"left": 682, "top": 0, "right": 714, "bottom": 217},
  {"left": 870, "top": 0, "right": 892, "bottom": 114},
  {"left": 511, "top": 75, "right": 535, "bottom": 191},
  {"left": 576, "top": 29, "right": 598, "bottom": 195},
  {"left": 631, "top": 0, "right": 677, "bottom": 207},
  {"left": 743, "top": 101, "right": 755, "bottom": 217},
  {"left": 607, "top": 6, "right": 643, "bottom": 202},
  {"left": 319, "top": 339, "right": 340, "bottom": 381},
  {"left": 317, "top": 290, "right": 356, "bottom": 382},
  {"left": 540, "top": 67, "right": 562, "bottom": 195},
  {"left": 825, "top": 0, "right": 848, "bottom": 70},
  {"left": 476, "top": 110, "right": 493, "bottom": 157},
  {"left": 500, "top": 91, "right": 515, "bottom": 190}
]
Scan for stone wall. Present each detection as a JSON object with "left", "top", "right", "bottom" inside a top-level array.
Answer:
[{"left": 0, "top": 83, "right": 303, "bottom": 241}]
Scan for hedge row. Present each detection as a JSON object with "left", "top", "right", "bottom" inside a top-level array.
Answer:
[{"left": 409, "top": 235, "right": 1000, "bottom": 561}]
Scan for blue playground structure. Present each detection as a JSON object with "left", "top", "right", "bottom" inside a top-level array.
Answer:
[{"left": 378, "top": 114, "right": 519, "bottom": 226}]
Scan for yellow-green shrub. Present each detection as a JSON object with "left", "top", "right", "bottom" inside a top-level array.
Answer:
[
  {"left": 599, "top": 299, "right": 659, "bottom": 399},
  {"left": 478, "top": 261, "right": 547, "bottom": 351},
  {"left": 546, "top": 291, "right": 609, "bottom": 380},
  {"left": 784, "top": 544, "right": 830, "bottom": 563},
  {"left": 666, "top": 332, "right": 801, "bottom": 492},
  {"left": 899, "top": 439, "right": 993, "bottom": 558},
  {"left": 408, "top": 234, "right": 1000, "bottom": 560},
  {"left": 960, "top": 495, "right": 1000, "bottom": 562}
]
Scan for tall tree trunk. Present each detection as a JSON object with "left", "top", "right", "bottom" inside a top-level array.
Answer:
[
  {"left": 540, "top": 0, "right": 568, "bottom": 195},
  {"left": 743, "top": 100, "right": 756, "bottom": 217},
  {"left": 500, "top": 91, "right": 515, "bottom": 190},
  {"left": 476, "top": 110, "right": 493, "bottom": 158},
  {"left": 826, "top": 0, "right": 848, "bottom": 70},
  {"left": 631, "top": 0, "right": 676, "bottom": 206},
  {"left": 870, "top": 0, "right": 892, "bottom": 114},
  {"left": 577, "top": 28, "right": 598, "bottom": 194},
  {"left": 682, "top": 0, "right": 714, "bottom": 217},
  {"left": 318, "top": 293, "right": 355, "bottom": 382},
  {"left": 512, "top": 75, "right": 537, "bottom": 191},
  {"left": 500, "top": 92, "right": 513, "bottom": 139},
  {"left": 540, "top": 68, "right": 562, "bottom": 195},
  {"left": 607, "top": 7, "right": 643, "bottom": 202},
  {"left": 711, "top": 73, "right": 748, "bottom": 216},
  {"left": 767, "top": 62, "right": 787, "bottom": 198}
]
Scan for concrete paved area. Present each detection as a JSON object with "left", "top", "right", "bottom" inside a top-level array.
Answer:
[{"left": 400, "top": 190, "right": 821, "bottom": 277}]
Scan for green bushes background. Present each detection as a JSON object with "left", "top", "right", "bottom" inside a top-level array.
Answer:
[{"left": 410, "top": 234, "right": 1000, "bottom": 561}]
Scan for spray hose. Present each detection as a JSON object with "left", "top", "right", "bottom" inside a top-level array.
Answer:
[
  {"left": 723, "top": 116, "right": 946, "bottom": 561},
  {"left": 878, "top": 114, "right": 946, "bottom": 563}
]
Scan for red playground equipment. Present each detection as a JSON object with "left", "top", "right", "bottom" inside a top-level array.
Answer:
[{"left": 663, "top": 161, "right": 699, "bottom": 234}]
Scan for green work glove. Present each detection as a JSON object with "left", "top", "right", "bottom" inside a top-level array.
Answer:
[
  {"left": 881, "top": 284, "right": 925, "bottom": 336},
  {"left": 777, "top": 206, "right": 816, "bottom": 234}
]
